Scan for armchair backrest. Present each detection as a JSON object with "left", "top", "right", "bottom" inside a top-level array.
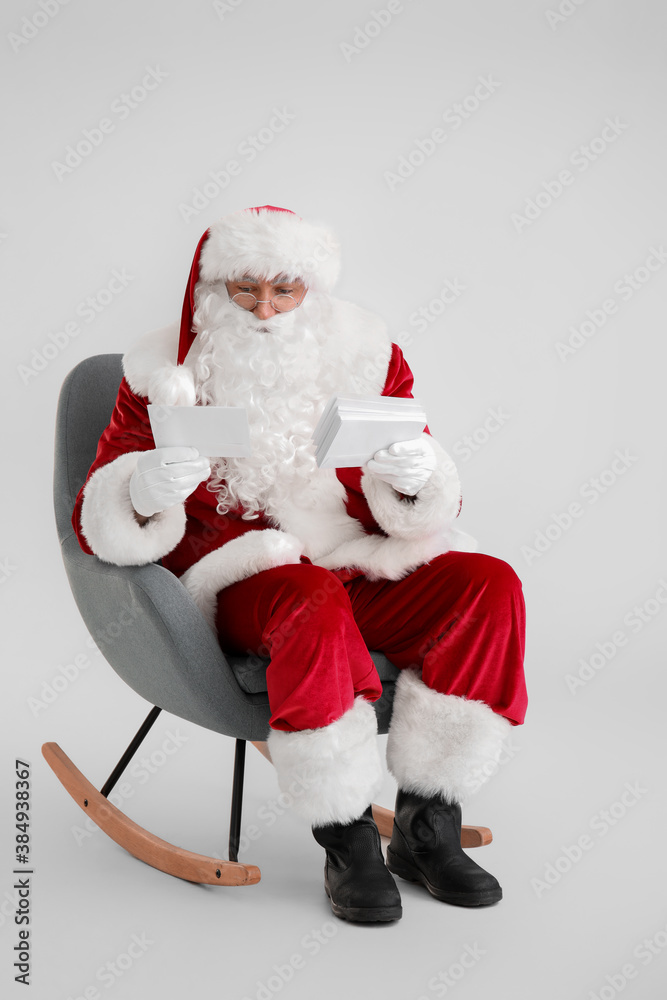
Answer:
[
  {"left": 53, "top": 354, "right": 124, "bottom": 546},
  {"left": 51, "top": 354, "right": 269, "bottom": 737}
]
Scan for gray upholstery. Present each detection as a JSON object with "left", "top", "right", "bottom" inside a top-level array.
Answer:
[{"left": 54, "top": 355, "right": 399, "bottom": 741}]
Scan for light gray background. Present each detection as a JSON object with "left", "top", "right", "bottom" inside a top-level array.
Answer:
[{"left": 2, "top": 1, "right": 666, "bottom": 998}]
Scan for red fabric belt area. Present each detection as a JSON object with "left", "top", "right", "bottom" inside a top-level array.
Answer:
[{"left": 215, "top": 550, "right": 527, "bottom": 733}]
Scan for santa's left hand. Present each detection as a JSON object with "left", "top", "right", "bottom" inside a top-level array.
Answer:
[{"left": 366, "top": 436, "right": 437, "bottom": 497}]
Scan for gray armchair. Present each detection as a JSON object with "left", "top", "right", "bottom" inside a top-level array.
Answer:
[{"left": 43, "top": 354, "right": 423, "bottom": 887}]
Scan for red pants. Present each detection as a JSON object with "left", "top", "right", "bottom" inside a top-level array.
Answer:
[{"left": 215, "top": 551, "right": 527, "bottom": 733}]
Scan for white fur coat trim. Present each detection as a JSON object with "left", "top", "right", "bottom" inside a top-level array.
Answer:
[
  {"left": 267, "top": 697, "right": 383, "bottom": 827},
  {"left": 312, "top": 433, "right": 476, "bottom": 577},
  {"left": 312, "top": 433, "right": 476, "bottom": 579},
  {"left": 314, "top": 296, "right": 391, "bottom": 394},
  {"left": 313, "top": 531, "right": 455, "bottom": 582},
  {"left": 79, "top": 452, "right": 187, "bottom": 566},
  {"left": 361, "top": 434, "right": 462, "bottom": 540},
  {"left": 386, "top": 670, "right": 512, "bottom": 803},
  {"left": 179, "top": 529, "right": 304, "bottom": 630},
  {"left": 122, "top": 322, "right": 197, "bottom": 404},
  {"left": 267, "top": 470, "right": 370, "bottom": 562}
]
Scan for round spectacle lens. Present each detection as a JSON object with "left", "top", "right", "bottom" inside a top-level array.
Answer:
[
  {"left": 272, "top": 294, "right": 299, "bottom": 312},
  {"left": 231, "top": 292, "right": 299, "bottom": 312}
]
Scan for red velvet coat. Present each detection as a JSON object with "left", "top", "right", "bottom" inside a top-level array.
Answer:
[{"left": 72, "top": 312, "right": 469, "bottom": 628}]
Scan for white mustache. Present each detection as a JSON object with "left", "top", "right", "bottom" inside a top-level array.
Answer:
[{"left": 237, "top": 313, "right": 298, "bottom": 340}]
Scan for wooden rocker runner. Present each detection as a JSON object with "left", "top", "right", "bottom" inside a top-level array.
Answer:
[{"left": 42, "top": 707, "right": 491, "bottom": 888}]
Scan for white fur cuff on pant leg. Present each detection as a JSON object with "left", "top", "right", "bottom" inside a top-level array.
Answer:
[
  {"left": 266, "top": 697, "right": 383, "bottom": 827},
  {"left": 386, "top": 669, "right": 512, "bottom": 803}
]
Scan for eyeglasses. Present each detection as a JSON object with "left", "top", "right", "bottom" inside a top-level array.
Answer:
[{"left": 231, "top": 290, "right": 305, "bottom": 313}]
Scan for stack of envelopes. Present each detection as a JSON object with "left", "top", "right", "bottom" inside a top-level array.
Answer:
[{"left": 312, "top": 393, "right": 428, "bottom": 469}]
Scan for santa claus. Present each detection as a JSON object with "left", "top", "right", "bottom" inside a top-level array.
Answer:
[{"left": 72, "top": 205, "right": 527, "bottom": 923}]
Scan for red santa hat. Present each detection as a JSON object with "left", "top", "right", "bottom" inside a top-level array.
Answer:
[{"left": 177, "top": 205, "right": 340, "bottom": 364}]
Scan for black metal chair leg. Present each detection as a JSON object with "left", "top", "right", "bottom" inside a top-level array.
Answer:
[
  {"left": 99, "top": 713, "right": 248, "bottom": 864},
  {"left": 228, "top": 739, "right": 246, "bottom": 862},
  {"left": 100, "top": 706, "right": 162, "bottom": 798}
]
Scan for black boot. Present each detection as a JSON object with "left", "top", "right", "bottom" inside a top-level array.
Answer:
[
  {"left": 312, "top": 806, "right": 402, "bottom": 923},
  {"left": 386, "top": 789, "right": 502, "bottom": 906}
]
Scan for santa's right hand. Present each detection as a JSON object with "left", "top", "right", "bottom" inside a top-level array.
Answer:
[{"left": 129, "top": 447, "right": 211, "bottom": 518}]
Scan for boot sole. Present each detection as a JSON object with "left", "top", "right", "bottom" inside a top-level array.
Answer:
[
  {"left": 324, "top": 884, "right": 402, "bottom": 923},
  {"left": 386, "top": 848, "right": 502, "bottom": 907}
]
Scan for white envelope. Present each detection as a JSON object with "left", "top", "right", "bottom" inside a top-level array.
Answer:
[
  {"left": 147, "top": 404, "right": 252, "bottom": 458},
  {"left": 316, "top": 416, "right": 428, "bottom": 468},
  {"left": 313, "top": 393, "right": 428, "bottom": 468}
]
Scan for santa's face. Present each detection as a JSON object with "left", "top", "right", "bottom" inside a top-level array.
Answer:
[{"left": 224, "top": 274, "right": 308, "bottom": 330}]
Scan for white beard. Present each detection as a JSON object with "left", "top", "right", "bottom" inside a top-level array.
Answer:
[{"left": 189, "top": 287, "right": 341, "bottom": 520}]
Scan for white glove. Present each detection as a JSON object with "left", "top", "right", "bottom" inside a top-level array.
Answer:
[
  {"left": 129, "top": 447, "right": 211, "bottom": 518},
  {"left": 366, "top": 436, "right": 437, "bottom": 497}
]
